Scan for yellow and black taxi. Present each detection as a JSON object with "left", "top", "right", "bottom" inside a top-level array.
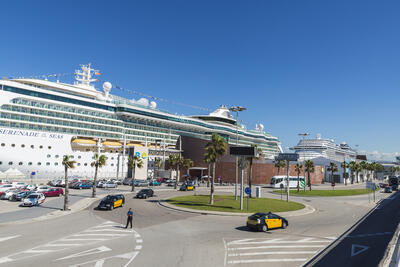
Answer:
[
  {"left": 97, "top": 194, "right": 125, "bottom": 210},
  {"left": 179, "top": 182, "right": 195, "bottom": 191},
  {"left": 247, "top": 212, "right": 288, "bottom": 232}
]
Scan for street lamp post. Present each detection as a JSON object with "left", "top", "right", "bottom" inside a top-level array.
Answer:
[{"left": 229, "top": 106, "right": 246, "bottom": 201}]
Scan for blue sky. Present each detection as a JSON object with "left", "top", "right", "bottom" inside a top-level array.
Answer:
[{"left": 1, "top": 0, "right": 399, "bottom": 160}]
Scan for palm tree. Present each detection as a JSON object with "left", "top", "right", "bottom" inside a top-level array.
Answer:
[
  {"left": 168, "top": 154, "right": 184, "bottom": 189},
  {"left": 247, "top": 146, "right": 264, "bottom": 198},
  {"left": 327, "top": 162, "right": 338, "bottom": 185},
  {"left": 274, "top": 159, "right": 286, "bottom": 175},
  {"left": 360, "top": 161, "right": 367, "bottom": 182},
  {"left": 204, "top": 133, "right": 227, "bottom": 205},
  {"left": 304, "top": 160, "right": 314, "bottom": 191},
  {"left": 295, "top": 163, "right": 303, "bottom": 192},
  {"left": 348, "top": 161, "right": 357, "bottom": 184},
  {"left": 341, "top": 161, "right": 348, "bottom": 186},
  {"left": 154, "top": 157, "right": 163, "bottom": 178},
  {"left": 91, "top": 153, "right": 107, "bottom": 198},
  {"left": 62, "top": 155, "right": 76, "bottom": 211},
  {"left": 355, "top": 162, "right": 362, "bottom": 183},
  {"left": 127, "top": 155, "right": 143, "bottom": 192},
  {"left": 183, "top": 158, "right": 194, "bottom": 182},
  {"left": 390, "top": 166, "right": 397, "bottom": 176}
]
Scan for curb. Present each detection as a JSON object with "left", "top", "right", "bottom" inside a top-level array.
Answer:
[
  {"left": 379, "top": 223, "right": 400, "bottom": 267},
  {"left": 0, "top": 191, "right": 135, "bottom": 226},
  {"left": 158, "top": 196, "right": 315, "bottom": 217}
]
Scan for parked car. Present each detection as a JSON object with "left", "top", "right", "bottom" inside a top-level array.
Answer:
[
  {"left": 12, "top": 182, "right": 26, "bottom": 188},
  {"left": 21, "top": 193, "right": 45, "bottom": 207},
  {"left": 167, "top": 181, "right": 176, "bottom": 187},
  {"left": 35, "top": 185, "right": 52, "bottom": 192},
  {"left": 10, "top": 191, "right": 33, "bottom": 201},
  {"left": 180, "top": 183, "right": 194, "bottom": 191},
  {"left": 25, "top": 184, "right": 38, "bottom": 191},
  {"left": 71, "top": 183, "right": 93, "bottom": 189},
  {"left": 43, "top": 187, "right": 64, "bottom": 197},
  {"left": 379, "top": 183, "right": 389, "bottom": 188},
  {"left": 0, "top": 184, "right": 15, "bottom": 193},
  {"left": 103, "top": 181, "right": 118, "bottom": 188},
  {"left": 149, "top": 180, "right": 161, "bottom": 186},
  {"left": 247, "top": 212, "right": 289, "bottom": 232},
  {"left": 135, "top": 180, "right": 149, "bottom": 187},
  {"left": 123, "top": 178, "right": 131, "bottom": 185},
  {"left": 1, "top": 189, "right": 21, "bottom": 200},
  {"left": 97, "top": 194, "right": 125, "bottom": 210},
  {"left": 384, "top": 187, "right": 393, "bottom": 193},
  {"left": 136, "top": 189, "right": 154, "bottom": 199}
]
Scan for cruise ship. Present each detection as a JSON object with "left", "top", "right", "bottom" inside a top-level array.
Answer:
[
  {"left": 0, "top": 64, "right": 282, "bottom": 180},
  {"left": 292, "top": 133, "right": 356, "bottom": 162}
]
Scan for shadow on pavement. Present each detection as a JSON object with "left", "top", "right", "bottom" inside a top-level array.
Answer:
[{"left": 235, "top": 226, "right": 272, "bottom": 234}]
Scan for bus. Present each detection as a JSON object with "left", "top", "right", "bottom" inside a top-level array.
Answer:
[{"left": 270, "top": 176, "right": 306, "bottom": 189}]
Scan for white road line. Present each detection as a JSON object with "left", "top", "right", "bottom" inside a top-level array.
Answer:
[
  {"left": 228, "top": 258, "right": 308, "bottom": 264},
  {"left": 83, "top": 229, "right": 133, "bottom": 233},
  {"left": 75, "top": 233, "right": 129, "bottom": 237},
  {"left": 136, "top": 239, "right": 143, "bottom": 243},
  {"left": 228, "top": 245, "right": 325, "bottom": 250},
  {"left": 228, "top": 251, "right": 318, "bottom": 257},
  {"left": 60, "top": 238, "right": 108, "bottom": 241},
  {"left": 23, "top": 249, "right": 55, "bottom": 254},
  {"left": 0, "top": 235, "right": 21, "bottom": 242},
  {"left": 56, "top": 246, "right": 112, "bottom": 261},
  {"left": 94, "top": 259, "right": 105, "bottom": 267},
  {"left": 228, "top": 240, "right": 331, "bottom": 245},
  {"left": 135, "top": 245, "right": 142, "bottom": 250},
  {"left": 45, "top": 243, "right": 81, "bottom": 247},
  {"left": 0, "top": 257, "right": 13, "bottom": 264}
]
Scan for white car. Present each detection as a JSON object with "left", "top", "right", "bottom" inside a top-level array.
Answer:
[
  {"left": 103, "top": 181, "right": 118, "bottom": 188},
  {"left": 35, "top": 185, "right": 51, "bottom": 192},
  {"left": 25, "top": 184, "right": 38, "bottom": 191},
  {"left": 0, "top": 184, "right": 15, "bottom": 193},
  {"left": 1, "top": 189, "right": 20, "bottom": 200},
  {"left": 21, "top": 193, "right": 45, "bottom": 207},
  {"left": 12, "top": 182, "right": 26, "bottom": 188}
]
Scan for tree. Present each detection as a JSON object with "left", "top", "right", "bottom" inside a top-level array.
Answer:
[
  {"left": 183, "top": 158, "right": 194, "bottom": 182},
  {"left": 327, "top": 162, "right": 338, "bottom": 185},
  {"left": 247, "top": 146, "right": 264, "bottom": 198},
  {"left": 168, "top": 154, "right": 184, "bottom": 189},
  {"left": 127, "top": 155, "right": 143, "bottom": 192},
  {"left": 295, "top": 163, "right": 303, "bottom": 192},
  {"left": 274, "top": 160, "right": 286, "bottom": 175},
  {"left": 304, "top": 160, "right": 314, "bottom": 191},
  {"left": 204, "top": 133, "right": 227, "bottom": 205},
  {"left": 360, "top": 161, "right": 367, "bottom": 182},
  {"left": 355, "top": 162, "right": 362, "bottom": 183},
  {"left": 348, "top": 161, "right": 356, "bottom": 184},
  {"left": 91, "top": 153, "right": 107, "bottom": 198},
  {"left": 341, "top": 161, "right": 349, "bottom": 186},
  {"left": 62, "top": 155, "right": 76, "bottom": 211},
  {"left": 154, "top": 157, "right": 163, "bottom": 178},
  {"left": 390, "top": 166, "right": 397, "bottom": 176}
]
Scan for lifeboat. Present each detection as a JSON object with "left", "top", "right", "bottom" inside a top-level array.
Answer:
[
  {"left": 127, "top": 143, "right": 144, "bottom": 147},
  {"left": 102, "top": 141, "right": 122, "bottom": 148},
  {"left": 71, "top": 139, "right": 96, "bottom": 146}
]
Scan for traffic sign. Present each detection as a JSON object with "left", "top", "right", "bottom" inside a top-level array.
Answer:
[
  {"left": 277, "top": 153, "right": 299, "bottom": 161},
  {"left": 31, "top": 172, "right": 36, "bottom": 176},
  {"left": 245, "top": 187, "right": 251, "bottom": 195},
  {"left": 366, "top": 182, "right": 376, "bottom": 190}
]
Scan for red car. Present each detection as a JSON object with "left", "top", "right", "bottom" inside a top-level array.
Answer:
[{"left": 43, "top": 187, "right": 64, "bottom": 197}]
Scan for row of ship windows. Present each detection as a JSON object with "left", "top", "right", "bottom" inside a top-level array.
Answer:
[
  {"left": 0, "top": 161, "right": 117, "bottom": 167},
  {"left": 0, "top": 113, "right": 121, "bottom": 133},
  {"left": 1, "top": 143, "right": 52, "bottom": 149},
  {"left": 0, "top": 120, "right": 120, "bottom": 139},
  {"left": 3, "top": 105, "right": 122, "bottom": 126}
]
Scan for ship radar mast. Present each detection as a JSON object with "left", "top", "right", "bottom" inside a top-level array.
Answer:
[{"left": 74, "top": 63, "right": 98, "bottom": 89}]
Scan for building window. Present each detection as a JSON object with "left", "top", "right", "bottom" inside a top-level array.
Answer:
[
  {"left": 84, "top": 163, "right": 87, "bottom": 166},
  {"left": 47, "top": 154, "right": 51, "bottom": 158},
  {"left": 111, "top": 163, "right": 114, "bottom": 166},
  {"left": 111, "top": 157, "right": 114, "bottom": 160},
  {"left": 19, "top": 162, "right": 23, "bottom": 165},
  {"left": 11, "top": 144, "right": 15, "bottom": 147},
  {"left": 31, "top": 145, "right": 34, "bottom": 149},
  {"left": 37, "top": 162, "right": 41, "bottom": 165},
  {"left": 54, "top": 162, "right": 58, "bottom": 166},
  {"left": 48, "top": 146, "right": 52, "bottom": 149},
  {"left": 8, "top": 161, "right": 13, "bottom": 165},
  {"left": 46, "top": 162, "right": 50, "bottom": 166},
  {"left": 28, "top": 162, "right": 32, "bottom": 165},
  {"left": 21, "top": 144, "right": 25, "bottom": 148},
  {"left": 0, "top": 161, "right": 2, "bottom": 165},
  {"left": 77, "top": 163, "right": 81, "bottom": 166},
  {"left": 39, "top": 145, "right": 43, "bottom": 149},
  {"left": 1, "top": 143, "right": 4, "bottom": 147},
  {"left": 55, "top": 155, "right": 59, "bottom": 158},
  {"left": 78, "top": 156, "right": 81, "bottom": 159}
]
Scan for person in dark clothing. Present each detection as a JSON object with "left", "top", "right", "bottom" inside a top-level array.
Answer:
[{"left": 125, "top": 208, "right": 133, "bottom": 229}]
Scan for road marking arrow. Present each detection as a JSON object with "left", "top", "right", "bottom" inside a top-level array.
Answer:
[
  {"left": 351, "top": 244, "right": 369, "bottom": 257},
  {"left": 56, "top": 246, "right": 111, "bottom": 261}
]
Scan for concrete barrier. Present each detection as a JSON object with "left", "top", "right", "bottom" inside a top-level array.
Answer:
[{"left": 379, "top": 223, "right": 400, "bottom": 267}]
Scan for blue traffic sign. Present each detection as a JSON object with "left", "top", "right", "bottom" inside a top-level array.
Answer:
[
  {"left": 245, "top": 187, "right": 251, "bottom": 195},
  {"left": 31, "top": 172, "right": 36, "bottom": 176}
]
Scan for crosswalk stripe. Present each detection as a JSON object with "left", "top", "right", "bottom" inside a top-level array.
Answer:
[
  {"left": 228, "top": 245, "right": 325, "bottom": 250},
  {"left": 228, "top": 258, "right": 308, "bottom": 264},
  {"left": 228, "top": 240, "right": 331, "bottom": 245},
  {"left": 0, "top": 235, "right": 21, "bottom": 242},
  {"left": 228, "top": 251, "right": 318, "bottom": 256}
]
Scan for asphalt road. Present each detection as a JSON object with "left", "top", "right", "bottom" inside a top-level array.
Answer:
[
  {"left": 306, "top": 191, "right": 400, "bottom": 267},
  {"left": 0, "top": 186, "right": 393, "bottom": 267}
]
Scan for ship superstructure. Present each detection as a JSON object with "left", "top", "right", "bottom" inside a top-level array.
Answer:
[{"left": 0, "top": 64, "right": 282, "bottom": 179}]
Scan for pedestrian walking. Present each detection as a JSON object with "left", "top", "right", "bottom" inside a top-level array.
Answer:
[{"left": 125, "top": 208, "right": 133, "bottom": 229}]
